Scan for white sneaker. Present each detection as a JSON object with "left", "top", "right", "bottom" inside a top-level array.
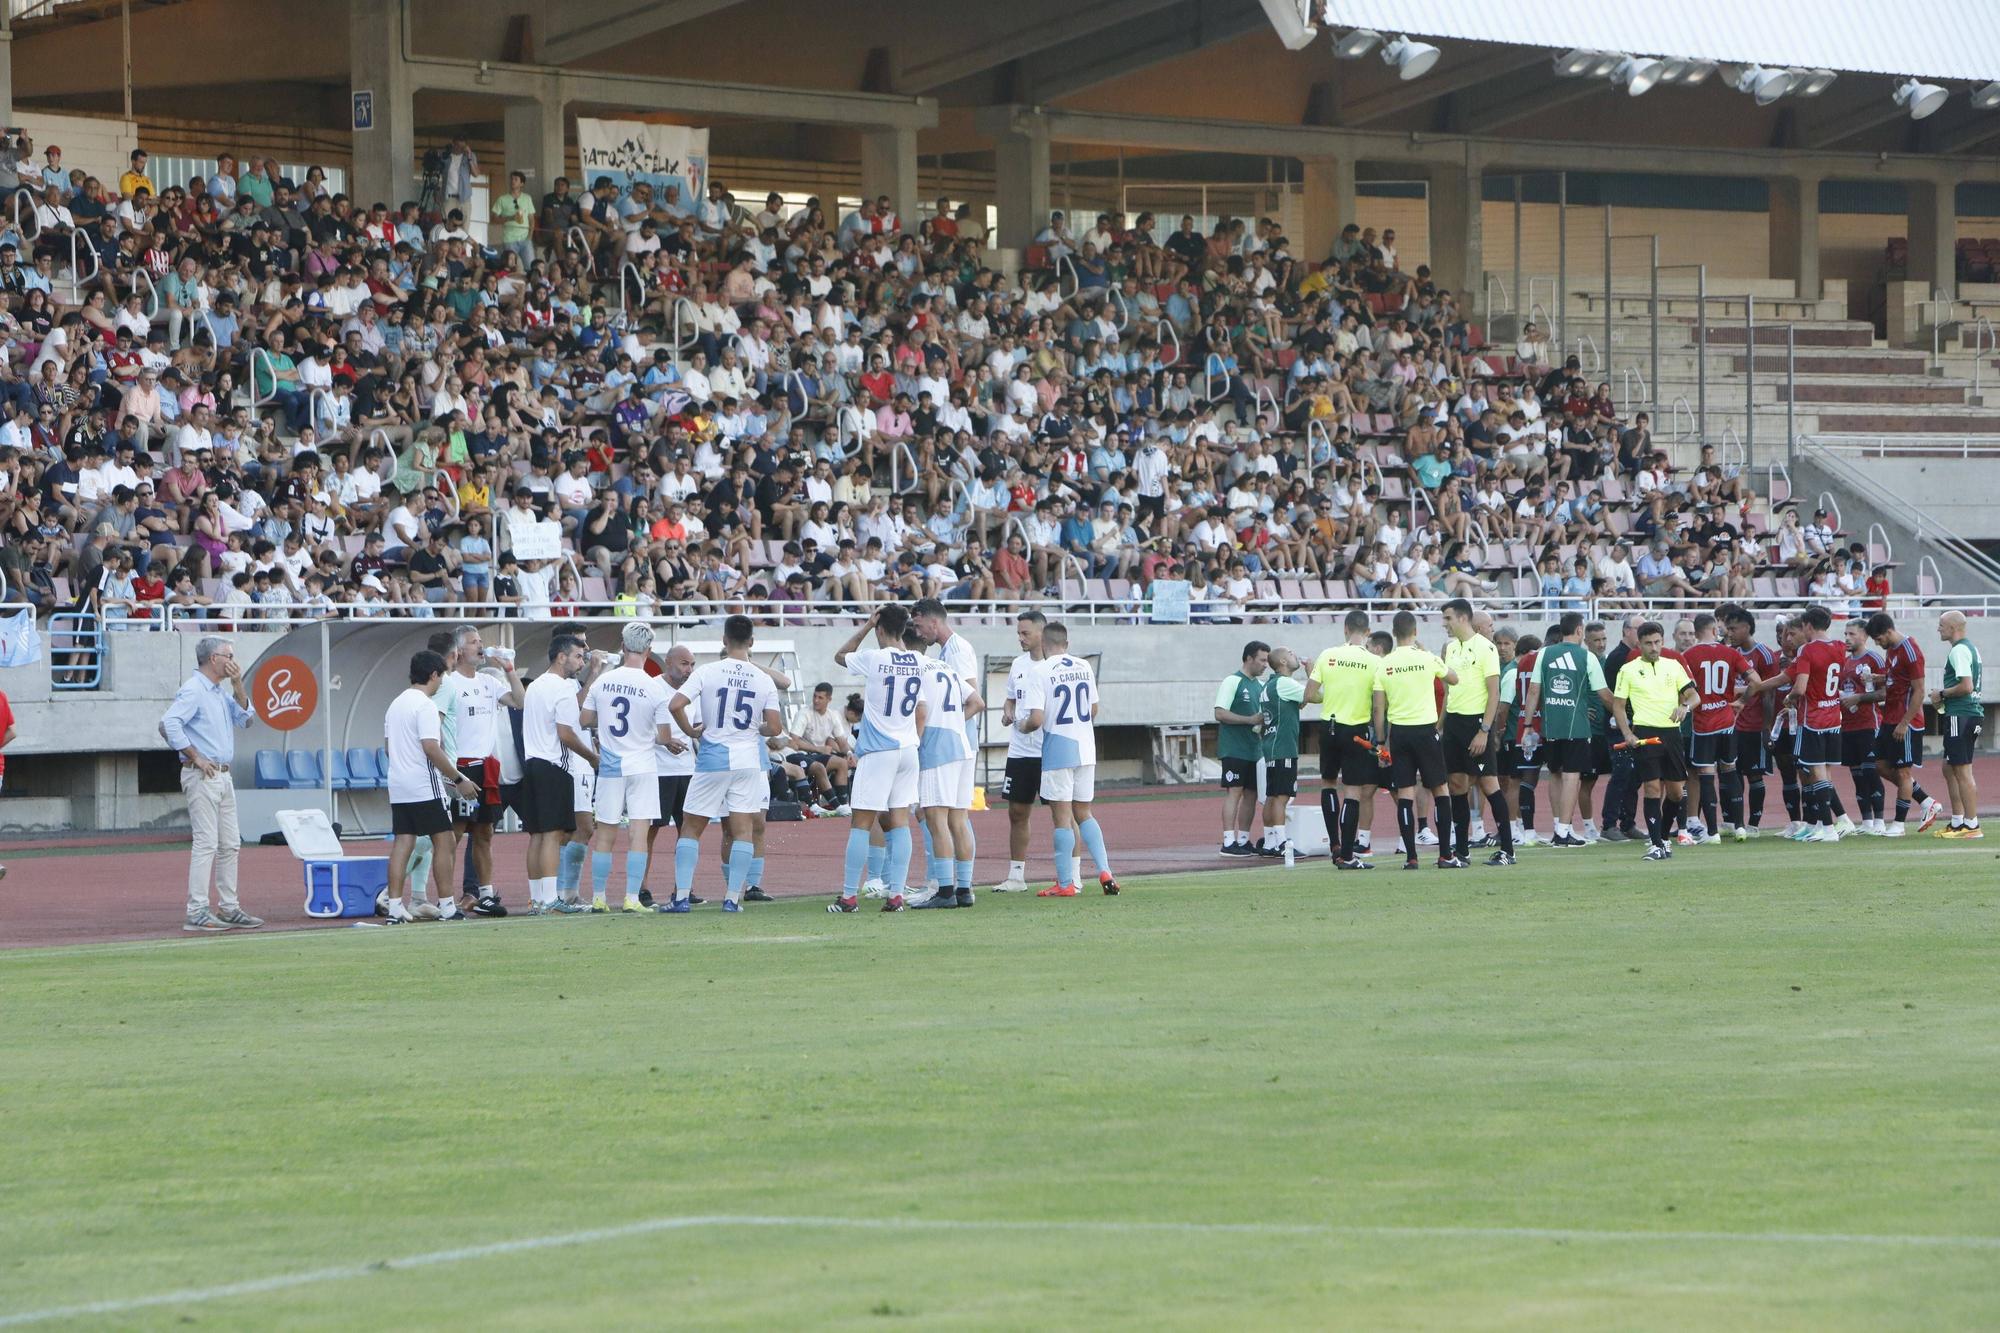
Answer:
[
  {"left": 902, "top": 886, "right": 941, "bottom": 907},
  {"left": 1809, "top": 826, "right": 1842, "bottom": 843},
  {"left": 1675, "top": 830, "right": 1698, "bottom": 846},
  {"left": 1918, "top": 797, "right": 1945, "bottom": 832},
  {"left": 438, "top": 899, "right": 465, "bottom": 921},
  {"left": 1884, "top": 821, "right": 1907, "bottom": 838},
  {"left": 1518, "top": 829, "right": 1540, "bottom": 847},
  {"left": 990, "top": 877, "right": 1030, "bottom": 893},
  {"left": 1833, "top": 814, "right": 1857, "bottom": 836},
  {"left": 1355, "top": 832, "right": 1373, "bottom": 853},
  {"left": 385, "top": 897, "right": 415, "bottom": 924},
  {"left": 1583, "top": 821, "right": 1600, "bottom": 841},
  {"left": 1702, "top": 833, "right": 1725, "bottom": 845},
  {"left": 410, "top": 898, "right": 442, "bottom": 922},
  {"left": 860, "top": 877, "right": 889, "bottom": 899},
  {"left": 1863, "top": 818, "right": 1885, "bottom": 835},
  {"left": 1731, "top": 825, "right": 1748, "bottom": 842},
  {"left": 1416, "top": 826, "right": 1439, "bottom": 847}
]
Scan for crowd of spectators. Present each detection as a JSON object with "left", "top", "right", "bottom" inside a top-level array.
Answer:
[{"left": 0, "top": 131, "right": 1845, "bottom": 634}]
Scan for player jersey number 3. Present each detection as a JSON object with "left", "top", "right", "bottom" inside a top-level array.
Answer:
[
  {"left": 604, "top": 695, "right": 633, "bottom": 737},
  {"left": 1051, "top": 679, "right": 1093, "bottom": 724}
]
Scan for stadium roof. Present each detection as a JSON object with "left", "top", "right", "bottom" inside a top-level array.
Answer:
[{"left": 1321, "top": 0, "right": 2000, "bottom": 84}]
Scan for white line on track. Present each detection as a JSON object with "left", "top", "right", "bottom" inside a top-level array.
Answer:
[{"left": 4, "top": 1213, "right": 1997, "bottom": 1326}]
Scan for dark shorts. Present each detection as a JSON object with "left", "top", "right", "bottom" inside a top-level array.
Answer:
[
  {"left": 1328, "top": 722, "right": 1384, "bottom": 788},
  {"left": 1734, "top": 728, "right": 1769, "bottom": 775},
  {"left": 520, "top": 756, "right": 577, "bottom": 834},
  {"left": 1793, "top": 724, "right": 1841, "bottom": 768},
  {"left": 1689, "top": 730, "right": 1735, "bottom": 769},
  {"left": 1544, "top": 736, "right": 1594, "bottom": 776},
  {"left": 453, "top": 757, "right": 503, "bottom": 825},
  {"left": 1840, "top": 728, "right": 1876, "bottom": 770},
  {"left": 1877, "top": 721, "right": 1924, "bottom": 769},
  {"left": 1632, "top": 725, "right": 1688, "bottom": 783},
  {"left": 1500, "top": 743, "right": 1536, "bottom": 776},
  {"left": 1388, "top": 723, "right": 1448, "bottom": 791},
  {"left": 1264, "top": 757, "right": 1298, "bottom": 797},
  {"left": 1001, "top": 756, "right": 1044, "bottom": 804},
  {"left": 1589, "top": 731, "right": 1614, "bottom": 777},
  {"left": 391, "top": 797, "right": 452, "bottom": 837},
  {"left": 499, "top": 781, "right": 525, "bottom": 821},
  {"left": 1941, "top": 714, "right": 1982, "bottom": 766},
  {"left": 1219, "top": 757, "right": 1260, "bottom": 790},
  {"left": 1441, "top": 712, "right": 1497, "bottom": 780},
  {"left": 657, "top": 772, "right": 691, "bottom": 826}
]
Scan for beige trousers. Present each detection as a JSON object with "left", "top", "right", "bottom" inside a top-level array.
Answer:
[{"left": 181, "top": 767, "right": 241, "bottom": 916}]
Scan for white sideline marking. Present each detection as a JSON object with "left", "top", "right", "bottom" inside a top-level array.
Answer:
[{"left": 4, "top": 1213, "right": 1997, "bottom": 1326}]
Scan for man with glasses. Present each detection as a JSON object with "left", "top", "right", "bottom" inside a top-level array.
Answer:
[{"left": 160, "top": 636, "right": 261, "bottom": 931}]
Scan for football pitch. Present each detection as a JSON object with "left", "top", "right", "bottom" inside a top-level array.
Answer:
[{"left": 3, "top": 841, "right": 1997, "bottom": 1330}]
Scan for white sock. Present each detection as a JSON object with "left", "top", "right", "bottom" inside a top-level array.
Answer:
[
  {"left": 1555, "top": 821, "right": 1571, "bottom": 838},
  {"left": 1008, "top": 859, "right": 1026, "bottom": 881},
  {"left": 478, "top": 883, "right": 494, "bottom": 898}
]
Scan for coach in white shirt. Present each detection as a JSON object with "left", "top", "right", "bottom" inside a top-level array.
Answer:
[{"left": 383, "top": 648, "right": 480, "bottom": 923}]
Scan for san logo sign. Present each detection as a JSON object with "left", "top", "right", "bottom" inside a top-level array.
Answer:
[{"left": 251, "top": 654, "right": 319, "bottom": 731}]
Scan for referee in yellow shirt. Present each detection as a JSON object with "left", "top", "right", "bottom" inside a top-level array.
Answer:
[
  {"left": 1440, "top": 598, "right": 1514, "bottom": 867},
  {"left": 1371, "top": 610, "right": 1458, "bottom": 870},
  {"left": 1611, "top": 620, "right": 1698, "bottom": 861},
  {"left": 1309, "top": 609, "right": 1385, "bottom": 870}
]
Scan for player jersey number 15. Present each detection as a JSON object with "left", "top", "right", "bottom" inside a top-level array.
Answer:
[{"left": 713, "top": 688, "right": 756, "bottom": 729}]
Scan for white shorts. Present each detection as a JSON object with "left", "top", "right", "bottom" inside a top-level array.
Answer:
[
  {"left": 851, "top": 747, "right": 920, "bottom": 812},
  {"left": 686, "top": 768, "right": 768, "bottom": 819},
  {"left": 919, "top": 757, "right": 975, "bottom": 810},
  {"left": 1040, "top": 763, "right": 1095, "bottom": 803},
  {"left": 571, "top": 764, "right": 596, "bottom": 815},
  {"left": 594, "top": 770, "right": 661, "bottom": 823}
]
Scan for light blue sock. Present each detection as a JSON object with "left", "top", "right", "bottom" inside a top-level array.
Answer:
[
  {"left": 954, "top": 858, "right": 974, "bottom": 890},
  {"left": 865, "top": 842, "right": 886, "bottom": 884},
  {"left": 1052, "top": 826, "right": 1077, "bottom": 888},
  {"left": 725, "top": 840, "right": 753, "bottom": 903},
  {"left": 406, "top": 838, "right": 432, "bottom": 899},
  {"left": 884, "top": 825, "right": 913, "bottom": 893},
  {"left": 1078, "top": 817, "right": 1112, "bottom": 877},
  {"left": 590, "top": 850, "right": 612, "bottom": 899},
  {"left": 624, "top": 850, "right": 648, "bottom": 897},
  {"left": 558, "top": 840, "right": 586, "bottom": 893},
  {"left": 920, "top": 823, "right": 938, "bottom": 885},
  {"left": 748, "top": 855, "right": 765, "bottom": 890},
  {"left": 673, "top": 836, "right": 700, "bottom": 900},
  {"left": 843, "top": 828, "right": 870, "bottom": 896},
  {"left": 960, "top": 826, "right": 976, "bottom": 872}
]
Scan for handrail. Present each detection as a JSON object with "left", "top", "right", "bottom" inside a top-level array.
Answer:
[
  {"left": 1923, "top": 288, "right": 1954, "bottom": 361},
  {"left": 1108, "top": 289, "right": 1131, "bottom": 331},
  {"left": 1814, "top": 490, "right": 1841, "bottom": 533},
  {"left": 1717, "top": 427, "right": 1746, "bottom": 473},
  {"left": 834, "top": 402, "right": 869, "bottom": 458},
  {"left": 1526, "top": 301, "right": 1552, "bottom": 336},
  {"left": 1203, "top": 355, "right": 1223, "bottom": 405},
  {"left": 566, "top": 225, "right": 594, "bottom": 274},
  {"left": 618, "top": 260, "right": 643, "bottom": 323},
  {"left": 1796, "top": 434, "right": 2000, "bottom": 589},
  {"left": 308, "top": 386, "right": 339, "bottom": 435},
  {"left": 131, "top": 266, "right": 161, "bottom": 321},
  {"left": 670, "top": 295, "right": 699, "bottom": 353},
  {"left": 1619, "top": 365, "right": 1648, "bottom": 413},
  {"left": 1304, "top": 417, "right": 1332, "bottom": 463},
  {"left": 68, "top": 227, "right": 100, "bottom": 302},
  {"left": 888, "top": 440, "right": 920, "bottom": 495},
  {"left": 248, "top": 346, "right": 276, "bottom": 410},
  {"left": 1918, "top": 554, "right": 1944, "bottom": 599},
  {"left": 1765, "top": 459, "right": 1790, "bottom": 508},
  {"left": 1669, "top": 394, "right": 1696, "bottom": 445},
  {"left": 1803, "top": 433, "right": 2000, "bottom": 457},
  {"left": 1970, "top": 316, "right": 1996, "bottom": 400},
  {"left": 1159, "top": 317, "right": 1182, "bottom": 367},
  {"left": 1253, "top": 382, "right": 1280, "bottom": 427},
  {"left": 1055, "top": 252, "right": 1079, "bottom": 301},
  {"left": 10, "top": 187, "right": 36, "bottom": 241},
  {"left": 1573, "top": 334, "right": 1601, "bottom": 374},
  {"left": 1483, "top": 273, "right": 1509, "bottom": 316},
  {"left": 1865, "top": 521, "right": 1892, "bottom": 566},
  {"left": 1525, "top": 276, "right": 1553, "bottom": 325},
  {"left": 437, "top": 469, "right": 461, "bottom": 521}
]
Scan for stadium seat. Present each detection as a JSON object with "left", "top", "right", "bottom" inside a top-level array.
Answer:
[
  {"left": 373, "top": 748, "right": 390, "bottom": 785},
  {"left": 346, "top": 747, "right": 382, "bottom": 790},
  {"left": 284, "top": 749, "right": 324, "bottom": 789},
  {"left": 254, "top": 749, "right": 288, "bottom": 790},
  {"left": 328, "top": 749, "right": 354, "bottom": 791}
]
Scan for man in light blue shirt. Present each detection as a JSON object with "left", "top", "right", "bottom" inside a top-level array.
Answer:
[{"left": 160, "top": 635, "right": 259, "bottom": 931}]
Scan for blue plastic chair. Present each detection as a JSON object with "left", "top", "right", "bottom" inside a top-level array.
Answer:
[
  {"left": 254, "top": 750, "right": 288, "bottom": 790},
  {"left": 372, "top": 748, "right": 390, "bottom": 785},
  {"left": 328, "top": 749, "right": 353, "bottom": 791},
  {"left": 284, "top": 749, "right": 324, "bottom": 790},
  {"left": 346, "top": 747, "right": 381, "bottom": 790}
]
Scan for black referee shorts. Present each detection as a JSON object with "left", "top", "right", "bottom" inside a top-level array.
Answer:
[
  {"left": 1327, "top": 721, "right": 1384, "bottom": 787},
  {"left": 1441, "top": 712, "right": 1497, "bottom": 780},
  {"left": 1631, "top": 725, "right": 1687, "bottom": 783},
  {"left": 1388, "top": 723, "right": 1447, "bottom": 791}
]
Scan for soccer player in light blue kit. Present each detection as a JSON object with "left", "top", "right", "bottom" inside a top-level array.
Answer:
[
  {"left": 1020, "top": 621, "right": 1119, "bottom": 896},
  {"left": 666, "top": 615, "right": 784, "bottom": 912},
  {"left": 907, "top": 623, "right": 984, "bottom": 909},
  {"left": 829, "top": 605, "right": 928, "bottom": 913}
]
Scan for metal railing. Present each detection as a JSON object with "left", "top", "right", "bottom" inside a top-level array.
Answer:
[
  {"left": 131, "top": 266, "right": 161, "bottom": 321},
  {"left": 48, "top": 611, "right": 104, "bottom": 689},
  {"left": 1573, "top": 334, "right": 1601, "bottom": 373},
  {"left": 1866, "top": 521, "right": 1892, "bottom": 567},
  {"left": 618, "top": 261, "right": 643, "bottom": 323},
  {"left": 247, "top": 346, "right": 277, "bottom": 411},
  {"left": 1055, "top": 252, "right": 1079, "bottom": 301},
  {"left": 566, "top": 226, "right": 594, "bottom": 274},
  {"left": 67, "top": 228, "right": 99, "bottom": 301},
  {"left": 669, "top": 295, "right": 699, "bottom": 354},
  {"left": 1804, "top": 433, "right": 2000, "bottom": 457},
  {"left": 9, "top": 187, "right": 35, "bottom": 241},
  {"left": 1969, "top": 316, "right": 1996, "bottom": 400},
  {"left": 1796, "top": 434, "right": 2000, "bottom": 591},
  {"left": 1483, "top": 273, "right": 1509, "bottom": 316},
  {"left": 1619, "top": 366, "right": 1648, "bottom": 413}
]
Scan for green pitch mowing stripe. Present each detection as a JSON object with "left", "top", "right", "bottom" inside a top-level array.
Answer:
[{"left": 2, "top": 845, "right": 1997, "bottom": 1329}]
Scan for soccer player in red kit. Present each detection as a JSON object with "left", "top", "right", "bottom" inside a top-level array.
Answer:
[
  {"left": 1839, "top": 618, "right": 1887, "bottom": 834},
  {"left": 1681, "top": 612, "right": 1758, "bottom": 841},
  {"left": 1722, "top": 605, "right": 1785, "bottom": 835},
  {"left": 1865, "top": 611, "right": 1946, "bottom": 835},
  {"left": 1789, "top": 605, "right": 1852, "bottom": 841}
]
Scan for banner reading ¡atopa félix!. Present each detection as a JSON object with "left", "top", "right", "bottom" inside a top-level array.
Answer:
[{"left": 577, "top": 119, "right": 710, "bottom": 209}]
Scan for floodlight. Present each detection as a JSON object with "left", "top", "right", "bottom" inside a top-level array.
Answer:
[
  {"left": 1792, "top": 68, "right": 1837, "bottom": 97},
  {"left": 1614, "top": 56, "right": 1664, "bottom": 96},
  {"left": 1333, "top": 27, "right": 1383, "bottom": 59},
  {"left": 1678, "top": 61, "right": 1715, "bottom": 86},
  {"left": 1893, "top": 78, "right": 1948, "bottom": 120},
  {"left": 1971, "top": 81, "right": 2000, "bottom": 110},
  {"left": 1259, "top": 0, "right": 1319, "bottom": 52},
  {"left": 1380, "top": 35, "right": 1441, "bottom": 80},
  {"left": 1554, "top": 49, "right": 1602, "bottom": 77},
  {"left": 1732, "top": 64, "right": 1792, "bottom": 105}
]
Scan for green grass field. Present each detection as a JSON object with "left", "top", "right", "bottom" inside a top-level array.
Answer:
[{"left": 4, "top": 841, "right": 1999, "bottom": 1330}]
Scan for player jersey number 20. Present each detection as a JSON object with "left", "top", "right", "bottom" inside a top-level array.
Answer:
[{"left": 1052, "top": 681, "right": 1092, "bottom": 724}]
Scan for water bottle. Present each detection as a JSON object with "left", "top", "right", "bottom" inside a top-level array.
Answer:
[{"left": 1283, "top": 841, "right": 1295, "bottom": 868}]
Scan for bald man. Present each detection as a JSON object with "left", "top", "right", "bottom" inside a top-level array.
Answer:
[
  {"left": 641, "top": 643, "right": 700, "bottom": 904},
  {"left": 1929, "top": 611, "right": 1984, "bottom": 838}
]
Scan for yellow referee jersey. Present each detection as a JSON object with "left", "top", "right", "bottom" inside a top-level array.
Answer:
[
  {"left": 1614, "top": 654, "right": 1693, "bottom": 728},
  {"left": 1443, "top": 633, "right": 1500, "bottom": 716},
  {"left": 1375, "top": 644, "right": 1448, "bottom": 726},
  {"left": 1310, "top": 644, "right": 1379, "bottom": 726}
]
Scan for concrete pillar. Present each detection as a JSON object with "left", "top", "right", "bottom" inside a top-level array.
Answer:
[
  {"left": 1427, "top": 155, "right": 1485, "bottom": 313},
  {"left": 1301, "top": 156, "right": 1356, "bottom": 264},
  {"left": 0, "top": 27, "right": 13, "bottom": 125},
  {"left": 993, "top": 117, "right": 1051, "bottom": 252},
  {"left": 1907, "top": 177, "right": 1958, "bottom": 301},
  {"left": 349, "top": 0, "right": 417, "bottom": 209},
  {"left": 860, "top": 127, "right": 919, "bottom": 236},
  {"left": 503, "top": 88, "right": 567, "bottom": 194},
  {"left": 1768, "top": 174, "right": 1822, "bottom": 301}
]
